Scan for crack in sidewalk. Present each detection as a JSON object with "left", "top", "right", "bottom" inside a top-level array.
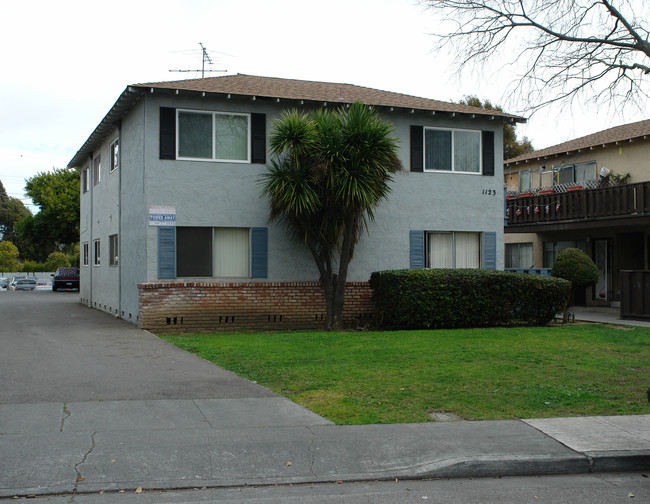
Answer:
[
  {"left": 192, "top": 399, "right": 214, "bottom": 428},
  {"left": 69, "top": 431, "right": 96, "bottom": 501},
  {"left": 306, "top": 426, "right": 318, "bottom": 476},
  {"left": 60, "top": 403, "right": 71, "bottom": 432}
]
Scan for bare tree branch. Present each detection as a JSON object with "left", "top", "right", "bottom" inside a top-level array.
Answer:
[{"left": 422, "top": 0, "right": 650, "bottom": 114}]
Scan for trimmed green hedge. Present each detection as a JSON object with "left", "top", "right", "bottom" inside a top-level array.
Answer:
[{"left": 369, "top": 269, "right": 571, "bottom": 329}]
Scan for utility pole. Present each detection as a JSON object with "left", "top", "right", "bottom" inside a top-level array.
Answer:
[{"left": 169, "top": 42, "right": 226, "bottom": 78}]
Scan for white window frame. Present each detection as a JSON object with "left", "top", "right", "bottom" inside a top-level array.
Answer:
[
  {"left": 109, "top": 234, "right": 118, "bottom": 266},
  {"left": 423, "top": 127, "right": 482, "bottom": 174},
  {"left": 93, "top": 239, "right": 101, "bottom": 266},
  {"left": 426, "top": 231, "right": 482, "bottom": 269},
  {"left": 109, "top": 138, "right": 119, "bottom": 173},
  {"left": 93, "top": 154, "right": 101, "bottom": 185},
  {"left": 82, "top": 242, "right": 89, "bottom": 266},
  {"left": 176, "top": 109, "right": 251, "bottom": 163}
]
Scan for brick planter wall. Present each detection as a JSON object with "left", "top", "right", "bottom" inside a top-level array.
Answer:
[{"left": 138, "top": 281, "right": 376, "bottom": 333}]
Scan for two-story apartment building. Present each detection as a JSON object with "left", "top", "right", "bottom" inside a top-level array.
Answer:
[
  {"left": 69, "top": 74, "right": 523, "bottom": 330},
  {"left": 504, "top": 119, "right": 650, "bottom": 305}
]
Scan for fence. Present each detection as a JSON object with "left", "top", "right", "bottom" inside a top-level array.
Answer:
[
  {"left": 506, "top": 182, "right": 650, "bottom": 226},
  {"left": 620, "top": 270, "right": 650, "bottom": 320}
]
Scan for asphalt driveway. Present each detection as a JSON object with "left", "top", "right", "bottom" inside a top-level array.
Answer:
[{"left": 0, "top": 291, "right": 275, "bottom": 404}]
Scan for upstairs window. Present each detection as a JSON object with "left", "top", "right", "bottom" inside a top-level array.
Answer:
[
  {"left": 519, "top": 170, "right": 532, "bottom": 192},
  {"left": 82, "top": 168, "right": 89, "bottom": 193},
  {"left": 177, "top": 110, "right": 250, "bottom": 162},
  {"left": 555, "top": 162, "right": 597, "bottom": 185},
  {"left": 110, "top": 139, "right": 119, "bottom": 172},
  {"left": 93, "top": 155, "right": 101, "bottom": 185},
  {"left": 424, "top": 128, "right": 481, "bottom": 173}
]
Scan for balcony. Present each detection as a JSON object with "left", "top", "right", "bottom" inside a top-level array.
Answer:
[{"left": 505, "top": 182, "right": 650, "bottom": 229}]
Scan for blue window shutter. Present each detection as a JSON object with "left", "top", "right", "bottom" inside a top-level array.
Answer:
[
  {"left": 158, "top": 227, "right": 176, "bottom": 279},
  {"left": 410, "top": 126, "right": 423, "bottom": 172},
  {"left": 251, "top": 114, "right": 266, "bottom": 164},
  {"left": 410, "top": 230, "right": 425, "bottom": 269},
  {"left": 482, "top": 130, "right": 495, "bottom": 176},
  {"left": 483, "top": 232, "right": 496, "bottom": 270},
  {"left": 160, "top": 107, "right": 176, "bottom": 160},
  {"left": 250, "top": 227, "right": 268, "bottom": 278}
]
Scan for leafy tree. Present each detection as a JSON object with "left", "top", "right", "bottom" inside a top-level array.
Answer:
[
  {"left": 551, "top": 248, "right": 599, "bottom": 323},
  {"left": 14, "top": 213, "right": 55, "bottom": 262},
  {"left": 14, "top": 167, "right": 80, "bottom": 261},
  {"left": 24, "top": 167, "right": 80, "bottom": 246},
  {"left": 262, "top": 102, "right": 403, "bottom": 330},
  {"left": 45, "top": 251, "right": 71, "bottom": 271},
  {"left": 0, "top": 241, "right": 20, "bottom": 272},
  {"left": 460, "top": 96, "right": 534, "bottom": 159},
  {"left": 0, "top": 180, "right": 31, "bottom": 243},
  {"left": 423, "top": 0, "right": 650, "bottom": 113}
]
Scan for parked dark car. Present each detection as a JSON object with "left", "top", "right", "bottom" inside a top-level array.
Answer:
[{"left": 52, "top": 267, "right": 80, "bottom": 291}]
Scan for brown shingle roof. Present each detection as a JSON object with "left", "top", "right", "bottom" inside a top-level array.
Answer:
[
  {"left": 505, "top": 118, "right": 650, "bottom": 165},
  {"left": 68, "top": 74, "right": 525, "bottom": 168},
  {"left": 135, "top": 74, "right": 525, "bottom": 121}
]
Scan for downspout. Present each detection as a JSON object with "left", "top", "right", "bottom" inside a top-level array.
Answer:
[
  {"left": 116, "top": 121, "right": 122, "bottom": 318},
  {"left": 88, "top": 153, "right": 93, "bottom": 309}
]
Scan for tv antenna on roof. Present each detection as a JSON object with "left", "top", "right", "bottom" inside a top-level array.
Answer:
[{"left": 169, "top": 42, "right": 227, "bottom": 78}]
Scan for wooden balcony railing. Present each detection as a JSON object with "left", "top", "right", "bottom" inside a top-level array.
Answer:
[{"left": 505, "top": 182, "right": 650, "bottom": 226}]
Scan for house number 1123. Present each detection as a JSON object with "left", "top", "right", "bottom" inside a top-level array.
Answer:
[{"left": 482, "top": 189, "right": 497, "bottom": 196}]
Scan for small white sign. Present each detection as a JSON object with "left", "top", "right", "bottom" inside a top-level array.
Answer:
[{"left": 149, "top": 206, "right": 176, "bottom": 226}]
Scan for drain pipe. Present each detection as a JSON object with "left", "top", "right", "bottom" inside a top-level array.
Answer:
[
  {"left": 115, "top": 122, "right": 122, "bottom": 318},
  {"left": 88, "top": 153, "right": 93, "bottom": 308}
]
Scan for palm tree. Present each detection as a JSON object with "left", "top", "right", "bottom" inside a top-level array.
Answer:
[{"left": 261, "top": 102, "right": 403, "bottom": 330}]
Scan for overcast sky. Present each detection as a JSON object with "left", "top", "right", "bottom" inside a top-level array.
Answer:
[{"left": 1, "top": 0, "right": 647, "bottom": 212}]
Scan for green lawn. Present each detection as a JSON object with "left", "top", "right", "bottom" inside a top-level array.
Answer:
[{"left": 160, "top": 324, "right": 650, "bottom": 425}]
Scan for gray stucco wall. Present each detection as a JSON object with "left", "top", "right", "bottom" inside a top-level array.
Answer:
[
  {"left": 79, "top": 127, "right": 121, "bottom": 316},
  {"left": 81, "top": 89, "right": 505, "bottom": 323}
]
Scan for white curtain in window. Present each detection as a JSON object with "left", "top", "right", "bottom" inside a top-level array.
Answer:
[
  {"left": 214, "top": 228, "right": 249, "bottom": 277},
  {"left": 428, "top": 233, "right": 454, "bottom": 268},
  {"left": 520, "top": 243, "right": 533, "bottom": 268},
  {"left": 455, "top": 232, "right": 480, "bottom": 268},
  {"left": 453, "top": 131, "right": 480, "bottom": 173},
  {"left": 214, "top": 114, "right": 248, "bottom": 161}
]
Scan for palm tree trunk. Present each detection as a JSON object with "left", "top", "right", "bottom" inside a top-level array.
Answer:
[{"left": 329, "top": 217, "right": 356, "bottom": 330}]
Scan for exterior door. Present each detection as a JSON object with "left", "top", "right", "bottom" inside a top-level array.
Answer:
[{"left": 593, "top": 239, "right": 611, "bottom": 301}]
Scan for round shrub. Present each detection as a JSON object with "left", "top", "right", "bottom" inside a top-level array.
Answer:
[{"left": 551, "top": 248, "right": 599, "bottom": 289}]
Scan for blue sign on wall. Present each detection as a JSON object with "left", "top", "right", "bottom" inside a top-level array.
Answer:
[{"left": 149, "top": 206, "right": 176, "bottom": 226}]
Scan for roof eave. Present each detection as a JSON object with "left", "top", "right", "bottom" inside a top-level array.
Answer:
[
  {"left": 67, "top": 86, "right": 144, "bottom": 168},
  {"left": 68, "top": 81, "right": 525, "bottom": 168}
]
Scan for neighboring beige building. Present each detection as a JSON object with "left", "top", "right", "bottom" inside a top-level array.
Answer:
[{"left": 504, "top": 119, "right": 650, "bottom": 306}]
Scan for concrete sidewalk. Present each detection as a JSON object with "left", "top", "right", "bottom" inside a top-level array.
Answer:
[
  {"left": 572, "top": 306, "right": 650, "bottom": 327},
  {"left": 1, "top": 398, "right": 648, "bottom": 498}
]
